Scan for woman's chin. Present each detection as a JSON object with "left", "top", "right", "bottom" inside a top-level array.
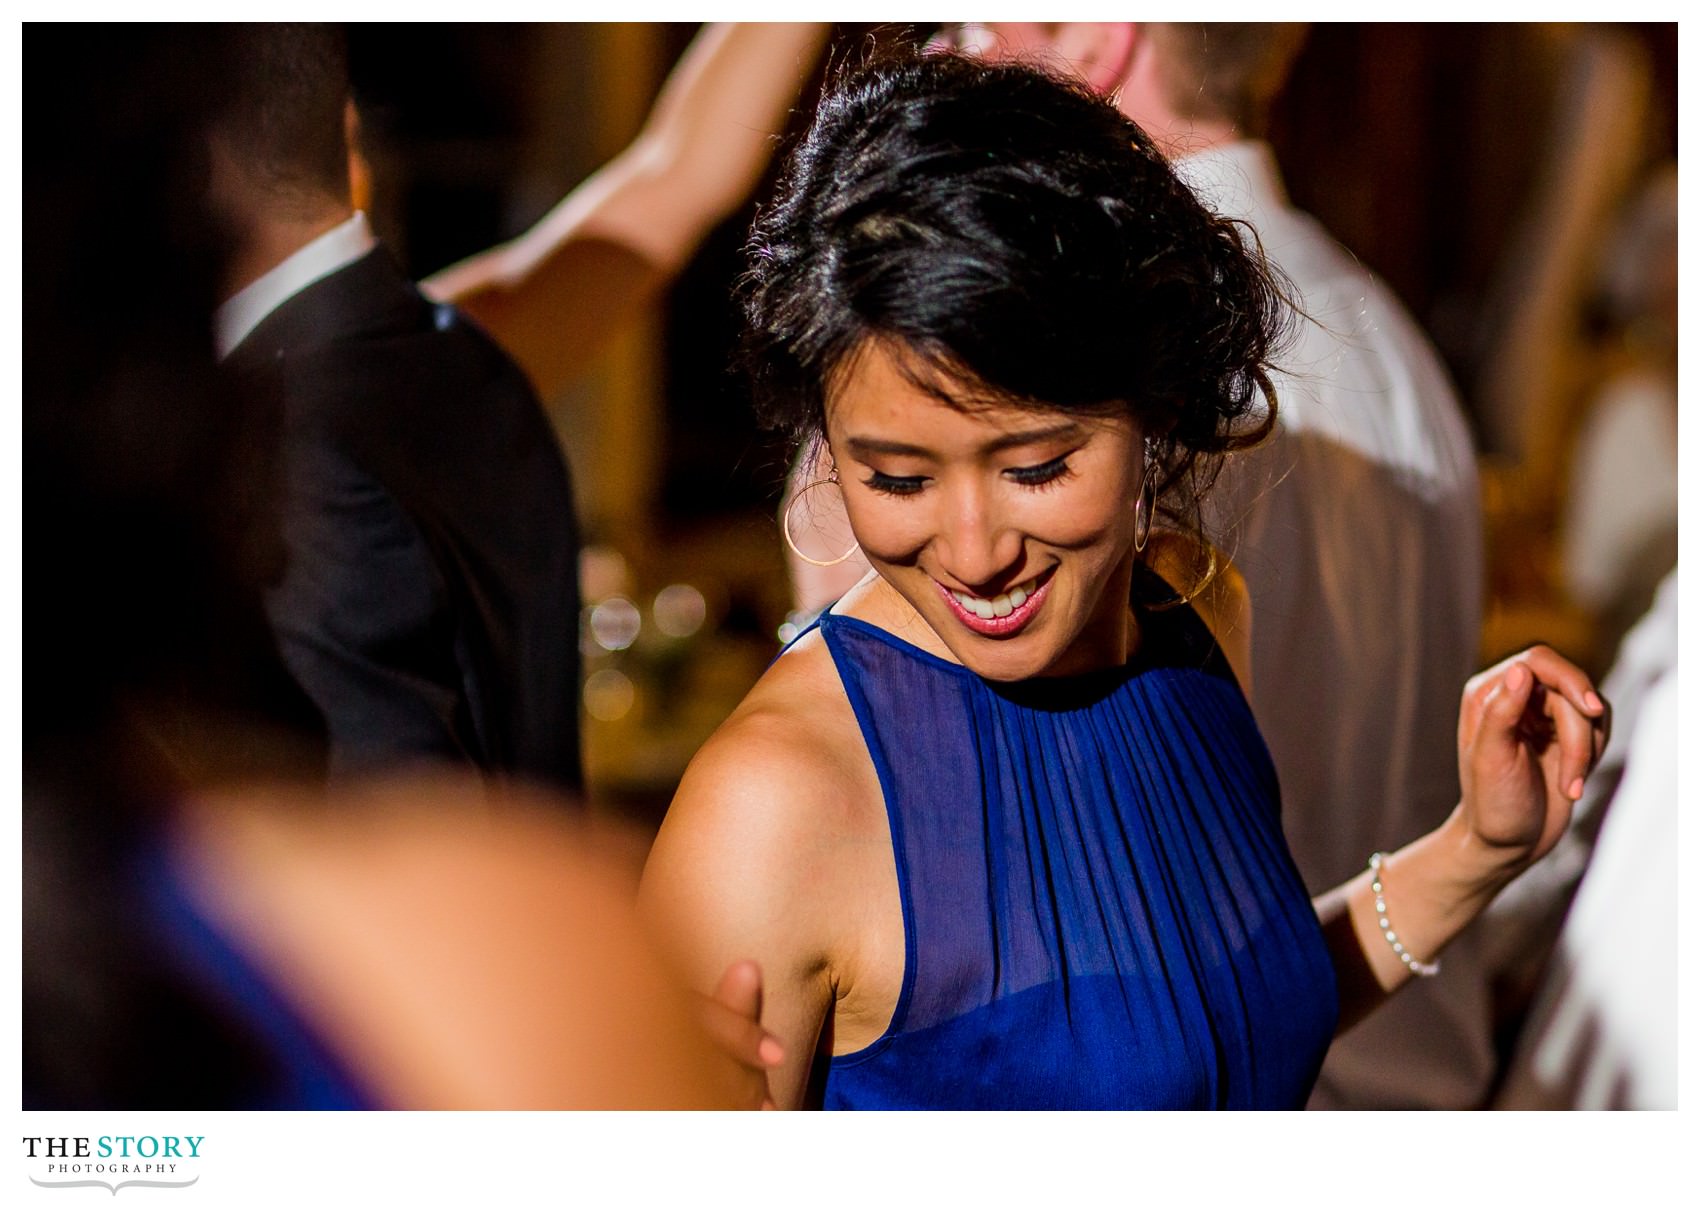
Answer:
[{"left": 937, "top": 626, "right": 1068, "bottom": 683}]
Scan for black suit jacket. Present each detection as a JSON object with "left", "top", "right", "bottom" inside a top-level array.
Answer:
[{"left": 228, "top": 246, "right": 582, "bottom": 791}]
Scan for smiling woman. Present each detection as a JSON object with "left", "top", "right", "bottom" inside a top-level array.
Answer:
[
  {"left": 824, "top": 342, "right": 1149, "bottom": 682},
  {"left": 639, "top": 51, "right": 1609, "bottom": 1110}
]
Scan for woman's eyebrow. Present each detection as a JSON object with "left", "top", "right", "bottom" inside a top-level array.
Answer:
[
  {"left": 844, "top": 423, "right": 1084, "bottom": 461},
  {"left": 844, "top": 435, "right": 934, "bottom": 459},
  {"left": 980, "top": 422, "right": 1083, "bottom": 453}
]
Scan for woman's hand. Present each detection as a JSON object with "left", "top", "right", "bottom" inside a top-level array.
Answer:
[
  {"left": 1318, "top": 643, "right": 1610, "bottom": 1024},
  {"left": 1456, "top": 644, "right": 1611, "bottom": 878}
]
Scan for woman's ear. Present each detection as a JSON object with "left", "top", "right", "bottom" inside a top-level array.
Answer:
[{"left": 1048, "top": 23, "right": 1140, "bottom": 96}]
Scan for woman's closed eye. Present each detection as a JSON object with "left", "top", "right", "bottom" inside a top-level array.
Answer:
[
  {"left": 863, "top": 470, "right": 929, "bottom": 497},
  {"left": 863, "top": 454, "right": 1076, "bottom": 497},
  {"left": 1005, "top": 454, "right": 1075, "bottom": 489}
]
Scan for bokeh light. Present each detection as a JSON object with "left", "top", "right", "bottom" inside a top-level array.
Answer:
[
  {"left": 589, "top": 597, "right": 642, "bottom": 651},
  {"left": 583, "top": 668, "right": 636, "bottom": 722},
  {"left": 652, "top": 583, "right": 708, "bottom": 638}
]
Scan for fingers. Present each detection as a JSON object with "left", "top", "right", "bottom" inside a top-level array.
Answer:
[
  {"left": 1478, "top": 658, "right": 1537, "bottom": 747},
  {"left": 1543, "top": 686, "right": 1591, "bottom": 798},
  {"left": 1511, "top": 644, "right": 1606, "bottom": 722},
  {"left": 1482, "top": 654, "right": 1610, "bottom": 803},
  {"left": 1510, "top": 645, "right": 1611, "bottom": 796},
  {"left": 712, "top": 957, "right": 763, "bottom": 1023},
  {"left": 696, "top": 993, "right": 785, "bottom": 1071},
  {"left": 1458, "top": 662, "right": 1508, "bottom": 744},
  {"left": 705, "top": 997, "right": 781, "bottom": 1067},
  {"left": 704, "top": 960, "right": 784, "bottom": 1069},
  {"left": 1463, "top": 645, "right": 1608, "bottom": 752}
]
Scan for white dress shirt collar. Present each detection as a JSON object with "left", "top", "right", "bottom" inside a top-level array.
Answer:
[{"left": 214, "top": 210, "right": 377, "bottom": 360}]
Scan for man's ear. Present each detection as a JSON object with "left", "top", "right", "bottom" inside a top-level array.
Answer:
[
  {"left": 1050, "top": 23, "right": 1140, "bottom": 96},
  {"left": 344, "top": 98, "right": 373, "bottom": 213}
]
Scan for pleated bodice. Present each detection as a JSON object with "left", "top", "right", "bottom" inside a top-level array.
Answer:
[{"left": 815, "top": 597, "right": 1337, "bottom": 1109}]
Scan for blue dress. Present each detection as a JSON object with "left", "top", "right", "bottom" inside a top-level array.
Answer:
[
  {"left": 813, "top": 589, "right": 1337, "bottom": 1109},
  {"left": 134, "top": 835, "right": 375, "bottom": 1109}
]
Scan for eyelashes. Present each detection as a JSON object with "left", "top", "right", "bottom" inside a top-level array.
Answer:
[
  {"left": 863, "top": 471, "right": 928, "bottom": 497},
  {"left": 861, "top": 455, "right": 1077, "bottom": 498},
  {"left": 1004, "top": 454, "right": 1074, "bottom": 489}
]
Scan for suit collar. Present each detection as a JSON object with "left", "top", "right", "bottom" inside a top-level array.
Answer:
[
  {"left": 223, "top": 244, "right": 424, "bottom": 374},
  {"left": 215, "top": 211, "right": 377, "bottom": 359}
]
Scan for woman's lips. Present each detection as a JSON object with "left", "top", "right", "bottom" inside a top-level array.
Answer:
[{"left": 935, "top": 568, "right": 1054, "bottom": 637}]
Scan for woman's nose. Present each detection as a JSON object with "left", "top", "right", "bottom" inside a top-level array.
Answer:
[{"left": 933, "top": 492, "right": 1024, "bottom": 591}]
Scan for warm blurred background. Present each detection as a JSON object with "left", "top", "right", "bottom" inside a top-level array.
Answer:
[{"left": 346, "top": 22, "right": 1676, "bottom": 830}]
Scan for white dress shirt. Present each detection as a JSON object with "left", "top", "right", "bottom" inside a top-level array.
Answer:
[
  {"left": 1481, "top": 568, "right": 1677, "bottom": 1013},
  {"left": 214, "top": 211, "right": 377, "bottom": 360},
  {"left": 1560, "top": 368, "right": 1678, "bottom": 613},
  {"left": 1179, "top": 142, "right": 1491, "bottom": 1109},
  {"left": 1496, "top": 663, "right": 1676, "bottom": 1109}
]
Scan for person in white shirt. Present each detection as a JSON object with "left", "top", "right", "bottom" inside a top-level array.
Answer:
[
  {"left": 1494, "top": 656, "right": 1675, "bottom": 1110},
  {"left": 1558, "top": 165, "right": 1678, "bottom": 669},
  {"left": 784, "top": 23, "right": 1489, "bottom": 1109},
  {"left": 1481, "top": 567, "right": 1675, "bottom": 1050}
]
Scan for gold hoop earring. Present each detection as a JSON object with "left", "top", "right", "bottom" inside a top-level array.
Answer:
[
  {"left": 781, "top": 477, "right": 860, "bottom": 568},
  {"left": 1133, "top": 440, "right": 1159, "bottom": 555}
]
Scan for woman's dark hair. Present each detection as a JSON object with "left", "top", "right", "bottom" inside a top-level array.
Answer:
[{"left": 738, "top": 51, "right": 1292, "bottom": 567}]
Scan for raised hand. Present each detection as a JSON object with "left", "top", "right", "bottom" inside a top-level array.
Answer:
[
  {"left": 695, "top": 959, "right": 786, "bottom": 1110},
  {"left": 1457, "top": 644, "right": 1610, "bottom": 872}
]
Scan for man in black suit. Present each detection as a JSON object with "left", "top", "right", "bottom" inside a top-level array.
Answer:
[{"left": 209, "top": 25, "right": 582, "bottom": 791}]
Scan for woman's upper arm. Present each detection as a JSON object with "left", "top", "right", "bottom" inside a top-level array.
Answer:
[{"left": 639, "top": 715, "right": 838, "bottom": 1109}]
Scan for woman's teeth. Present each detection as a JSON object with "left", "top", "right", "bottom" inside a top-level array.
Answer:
[{"left": 952, "top": 576, "right": 1037, "bottom": 620}]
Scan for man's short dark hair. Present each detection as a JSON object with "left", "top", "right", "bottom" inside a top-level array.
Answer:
[
  {"left": 213, "top": 23, "right": 350, "bottom": 204},
  {"left": 1151, "top": 24, "right": 1308, "bottom": 136}
]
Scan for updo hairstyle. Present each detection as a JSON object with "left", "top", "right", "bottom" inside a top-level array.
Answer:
[{"left": 738, "top": 52, "right": 1293, "bottom": 570}]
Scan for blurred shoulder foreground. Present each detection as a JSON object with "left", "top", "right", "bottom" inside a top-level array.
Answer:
[{"left": 23, "top": 22, "right": 741, "bottom": 1110}]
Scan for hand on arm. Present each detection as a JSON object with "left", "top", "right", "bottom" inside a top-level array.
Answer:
[
  {"left": 422, "top": 22, "right": 830, "bottom": 399},
  {"left": 695, "top": 960, "right": 786, "bottom": 1109},
  {"left": 639, "top": 713, "right": 841, "bottom": 1109},
  {"left": 1315, "top": 645, "right": 1610, "bottom": 1032}
]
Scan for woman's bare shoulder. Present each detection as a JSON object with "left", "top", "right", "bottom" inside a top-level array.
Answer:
[
  {"left": 642, "top": 623, "right": 889, "bottom": 956},
  {"left": 662, "top": 627, "right": 877, "bottom": 853},
  {"left": 640, "top": 627, "right": 891, "bottom": 1104}
]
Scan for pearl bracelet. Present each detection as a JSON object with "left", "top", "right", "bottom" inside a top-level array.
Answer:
[{"left": 1368, "top": 852, "right": 1441, "bottom": 978}]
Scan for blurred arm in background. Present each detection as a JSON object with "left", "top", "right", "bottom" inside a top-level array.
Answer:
[
  {"left": 167, "top": 774, "right": 769, "bottom": 1109},
  {"left": 422, "top": 22, "right": 830, "bottom": 401}
]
